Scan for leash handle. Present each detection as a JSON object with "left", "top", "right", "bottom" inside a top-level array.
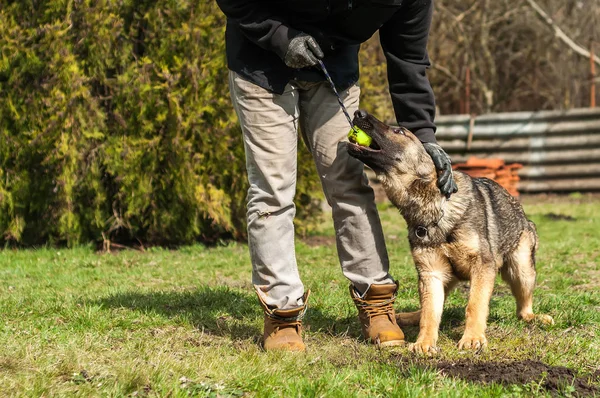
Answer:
[{"left": 317, "top": 60, "right": 357, "bottom": 132}]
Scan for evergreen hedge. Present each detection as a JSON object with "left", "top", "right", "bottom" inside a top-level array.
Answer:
[{"left": 0, "top": 1, "right": 322, "bottom": 247}]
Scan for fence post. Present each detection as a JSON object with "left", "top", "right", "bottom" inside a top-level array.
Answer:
[
  {"left": 465, "top": 66, "right": 471, "bottom": 115},
  {"left": 591, "top": 40, "right": 596, "bottom": 108}
]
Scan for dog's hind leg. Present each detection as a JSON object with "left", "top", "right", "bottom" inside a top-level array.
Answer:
[
  {"left": 396, "top": 310, "right": 421, "bottom": 326},
  {"left": 443, "top": 277, "right": 459, "bottom": 299},
  {"left": 501, "top": 230, "right": 554, "bottom": 325},
  {"left": 396, "top": 277, "right": 458, "bottom": 326}
]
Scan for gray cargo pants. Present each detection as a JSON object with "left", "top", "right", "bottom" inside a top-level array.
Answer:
[{"left": 229, "top": 71, "right": 393, "bottom": 310}]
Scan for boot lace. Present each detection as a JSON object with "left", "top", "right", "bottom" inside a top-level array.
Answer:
[
  {"left": 353, "top": 297, "right": 396, "bottom": 319},
  {"left": 269, "top": 317, "right": 302, "bottom": 331}
]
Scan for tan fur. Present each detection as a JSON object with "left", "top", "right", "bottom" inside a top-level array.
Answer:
[
  {"left": 500, "top": 231, "right": 553, "bottom": 325},
  {"left": 347, "top": 114, "right": 554, "bottom": 354},
  {"left": 394, "top": 175, "right": 553, "bottom": 354},
  {"left": 401, "top": 225, "right": 552, "bottom": 354}
]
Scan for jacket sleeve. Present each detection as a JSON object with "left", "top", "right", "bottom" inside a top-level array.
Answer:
[
  {"left": 379, "top": 0, "right": 437, "bottom": 143},
  {"left": 215, "top": 0, "right": 298, "bottom": 60}
]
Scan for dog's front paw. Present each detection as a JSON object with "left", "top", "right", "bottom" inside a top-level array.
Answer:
[
  {"left": 457, "top": 332, "right": 488, "bottom": 351},
  {"left": 409, "top": 338, "right": 439, "bottom": 355}
]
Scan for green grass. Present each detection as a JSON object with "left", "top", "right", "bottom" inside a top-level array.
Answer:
[{"left": 1, "top": 195, "right": 599, "bottom": 397}]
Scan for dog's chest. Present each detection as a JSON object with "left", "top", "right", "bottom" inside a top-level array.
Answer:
[
  {"left": 441, "top": 243, "right": 475, "bottom": 280},
  {"left": 439, "top": 233, "right": 504, "bottom": 280}
]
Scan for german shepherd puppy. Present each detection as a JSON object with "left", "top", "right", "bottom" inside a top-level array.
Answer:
[{"left": 347, "top": 111, "right": 553, "bottom": 354}]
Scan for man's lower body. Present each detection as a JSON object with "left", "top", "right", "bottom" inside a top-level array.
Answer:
[{"left": 228, "top": 71, "right": 404, "bottom": 351}]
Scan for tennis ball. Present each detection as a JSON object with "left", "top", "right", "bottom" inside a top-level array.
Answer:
[{"left": 348, "top": 126, "right": 372, "bottom": 147}]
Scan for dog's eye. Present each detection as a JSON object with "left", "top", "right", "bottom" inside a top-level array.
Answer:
[{"left": 393, "top": 128, "right": 406, "bottom": 135}]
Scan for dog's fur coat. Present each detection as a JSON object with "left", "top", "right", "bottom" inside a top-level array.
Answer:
[{"left": 347, "top": 112, "right": 553, "bottom": 353}]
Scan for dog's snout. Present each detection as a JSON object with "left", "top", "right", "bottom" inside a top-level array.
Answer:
[{"left": 354, "top": 109, "right": 368, "bottom": 119}]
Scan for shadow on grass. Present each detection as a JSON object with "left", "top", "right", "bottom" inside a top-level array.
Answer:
[
  {"left": 94, "top": 286, "right": 371, "bottom": 342},
  {"left": 95, "top": 286, "right": 263, "bottom": 341},
  {"left": 305, "top": 310, "right": 361, "bottom": 339},
  {"left": 95, "top": 286, "right": 505, "bottom": 344}
]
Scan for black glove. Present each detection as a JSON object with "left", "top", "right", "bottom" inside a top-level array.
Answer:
[
  {"left": 283, "top": 33, "right": 324, "bottom": 69},
  {"left": 423, "top": 142, "right": 458, "bottom": 198}
]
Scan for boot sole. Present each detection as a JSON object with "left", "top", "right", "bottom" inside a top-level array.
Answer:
[
  {"left": 263, "top": 343, "right": 306, "bottom": 352},
  {"left": 263, "top": 347, "right": 306, "bottom": 352},
  {"left": 378, "top": 340, "right": 405, "bottom": 347}
]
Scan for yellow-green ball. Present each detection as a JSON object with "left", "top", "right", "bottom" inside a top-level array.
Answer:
[{"left": 348, "top": 127, "right": 372, "bottom": 147}]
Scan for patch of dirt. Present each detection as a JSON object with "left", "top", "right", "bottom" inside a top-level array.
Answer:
[
  {"left": 394, "top": 357, "right": 600, "bottom": 396},
  {"left": 519, "top": 193, "right": 600, "bottom": 205},
  {"left": 543, "top": 212, "right": 577, "bottom": 221},
  {"left": 301, "top": 235, "right": 336, "bottom": 247},
  {"left": 574, "top": 283, "right": 600, "bottom": 291},
  {"left": 574, "top": 270, "right": 600, "bottom": 291},
  {"left": 436, "top": 360, "right": 598, "bottom": 396}
]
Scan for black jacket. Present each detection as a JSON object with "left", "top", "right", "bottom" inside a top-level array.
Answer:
[{"left": 216, "top": 0, "right": 437, "bottom": 143}]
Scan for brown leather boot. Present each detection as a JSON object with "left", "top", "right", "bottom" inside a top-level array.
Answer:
[
  {"left": 350, "top": 283, "right": 405, "bottom": 347},
  {"left": 256, "top": 289, "right": 310, "bottom": 352}
]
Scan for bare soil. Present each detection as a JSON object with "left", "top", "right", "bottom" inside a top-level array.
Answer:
[
  {"left": 543, "top": 212, "right": 577, "bottom": 221},
  {"left": 301, "top": 235, "right": 336, "bottom": 247},
  {"left": 394, "top": 357, "right": 600, "bottom": 396}
]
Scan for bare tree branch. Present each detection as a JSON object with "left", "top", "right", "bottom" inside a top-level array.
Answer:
[
  {"left": 453, "top": 1, "right": 479, "bottom": 24},
  {"left": 431, "top": 62, "right": 462, "bottom": 86},
  {"left": 479, "top": 0, "right": 496, "bottom": 112},
  {"left": 525, "top": 0, "right": 600, "bottom": 66}
]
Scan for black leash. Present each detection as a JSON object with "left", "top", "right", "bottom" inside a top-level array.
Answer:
[{"left": 317, "top": 60, "right": 359, "bottom": 133}]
